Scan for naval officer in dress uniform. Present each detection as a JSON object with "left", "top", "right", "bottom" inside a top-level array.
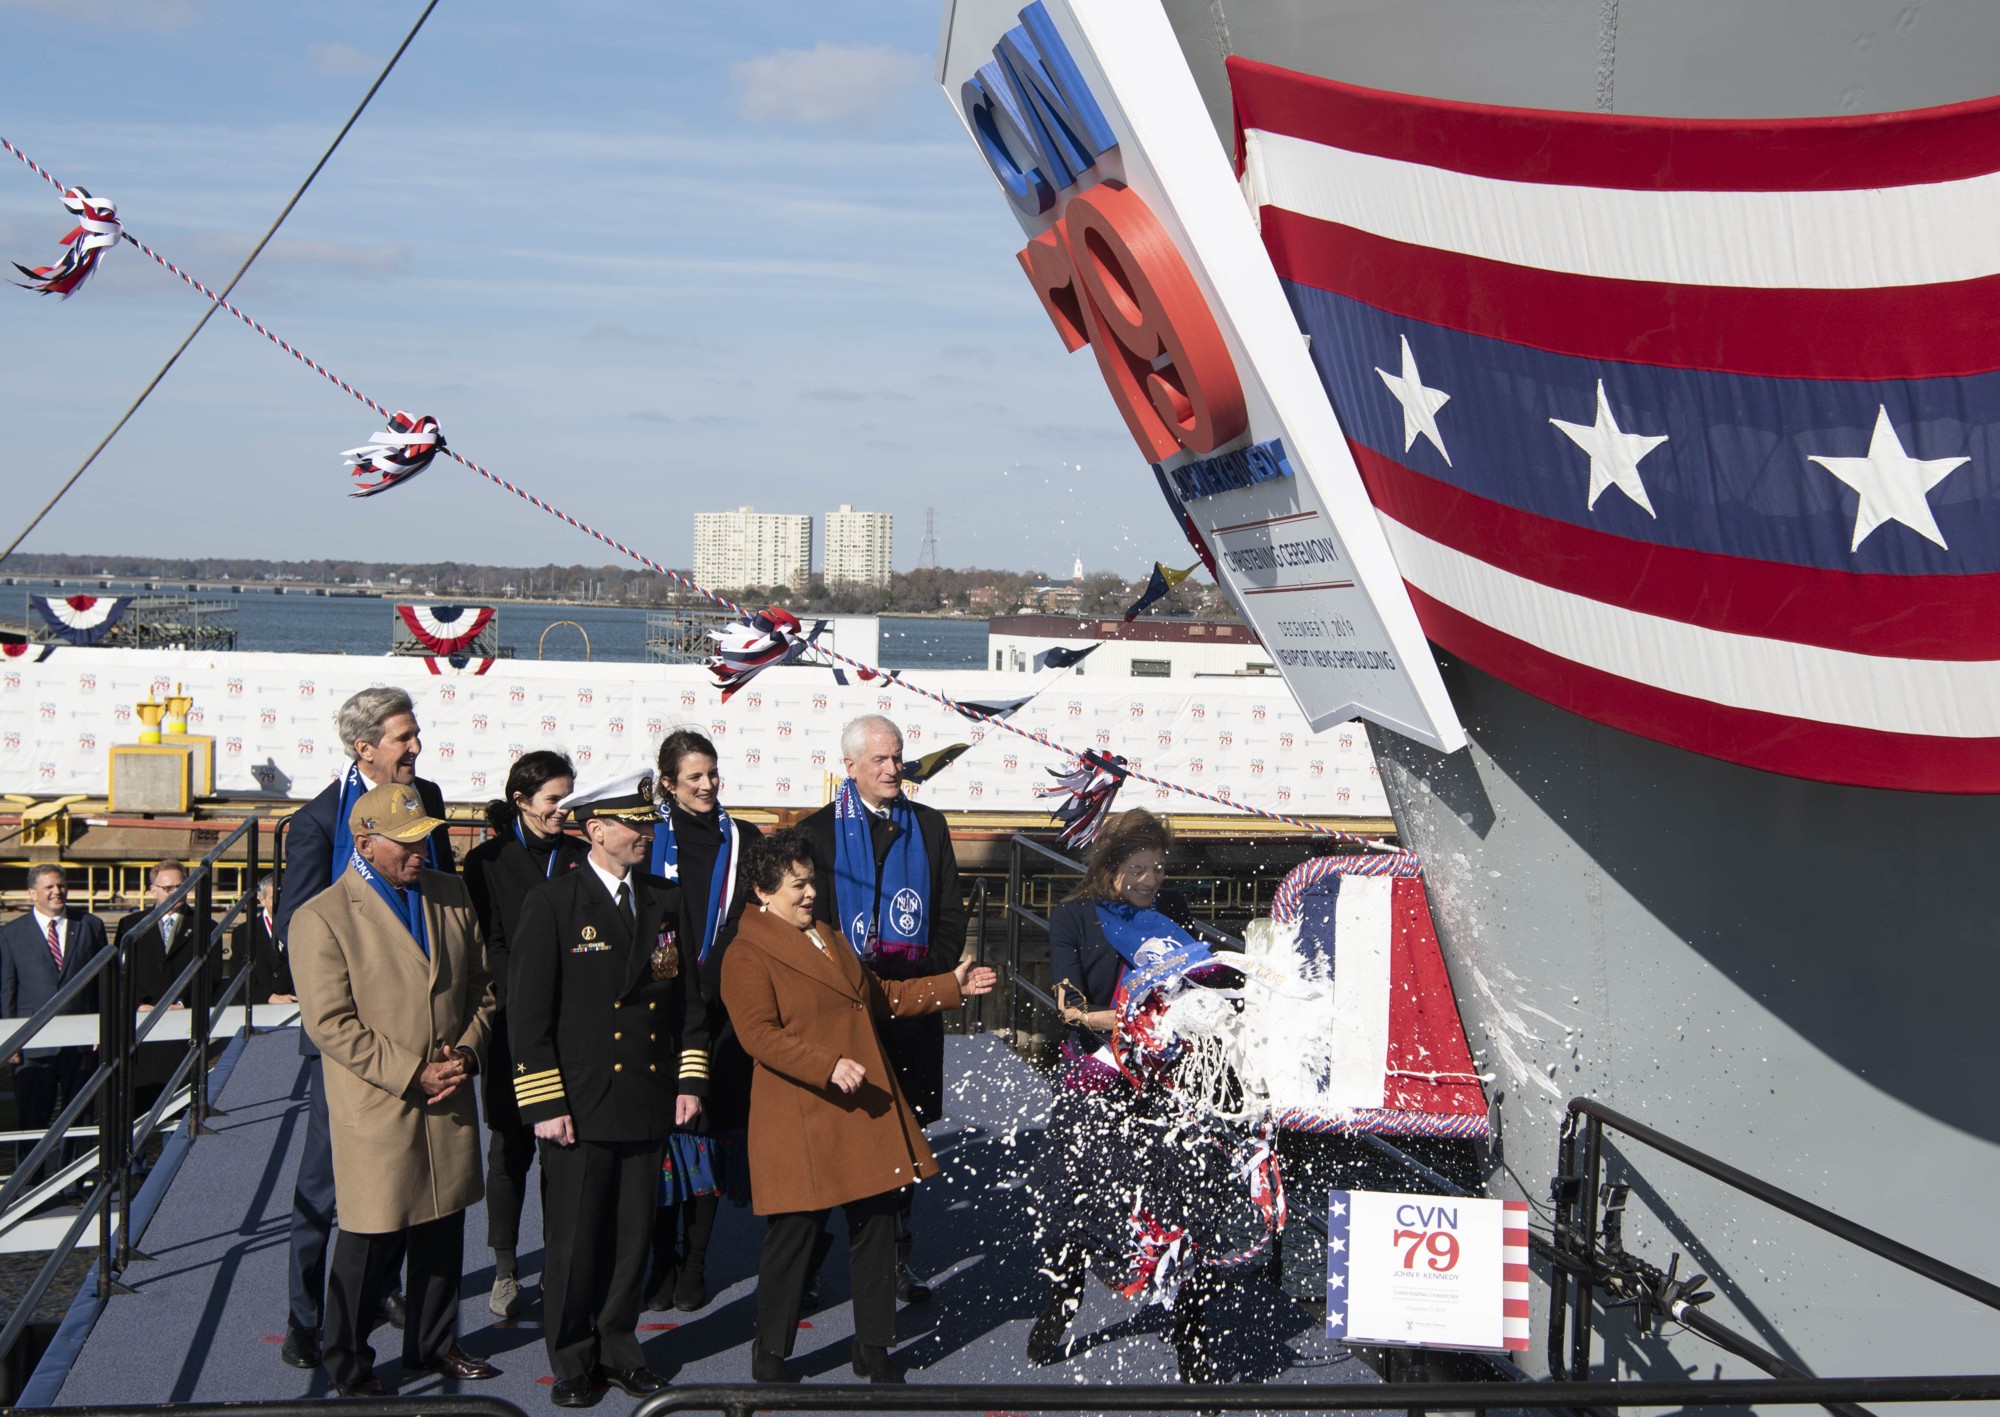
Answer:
[{"left": 508, "top": 768, "right": 709, "bottom": 1407}]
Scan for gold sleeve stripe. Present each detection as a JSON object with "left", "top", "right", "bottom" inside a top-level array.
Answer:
[
  {"left": 514, "top": 1068, "right": 562, "bottom": 1087},
  {"left": 679, "top": 1049, "right": 707, "bottom": 1066},
  {"left": 514, "top": 1081, "right": 568, "bottom": 1103}
]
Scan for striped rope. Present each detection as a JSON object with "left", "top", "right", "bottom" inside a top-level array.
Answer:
[
  {"left": 1, "top": 133, "right": 1421, "bottom": 855},
  {"left": 1269, "top": 851, "right": 1424, "bottom": 922},
  {"left": 1273, "top": 1105, "right": 1491, "bottom": 1140}
]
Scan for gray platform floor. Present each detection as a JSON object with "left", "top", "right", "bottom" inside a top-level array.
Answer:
[{"left": 48, "top": 1030, "right": 1374, "bottom": 1410}]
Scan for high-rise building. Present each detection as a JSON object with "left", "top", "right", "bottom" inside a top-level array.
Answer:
[
  {"left": 824, "top": 505, "right": 894, "bottom": 589},
  {"left": 692, "top": 506, "right": 812, "bottom": 591}
]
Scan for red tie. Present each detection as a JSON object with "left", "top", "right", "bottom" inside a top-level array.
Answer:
[{"left": 45, "top": 917, "right": 63, "bottom": 973}]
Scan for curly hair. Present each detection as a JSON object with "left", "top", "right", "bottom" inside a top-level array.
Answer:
[
  {"left": 745, "top": 826, "right": 816, "bottom": 896},
  {"left": 1063, "top": 809, "right": 1173, "bottom": 903}
]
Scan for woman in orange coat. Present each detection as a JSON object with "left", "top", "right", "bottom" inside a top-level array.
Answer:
[{"left": 721, "top": 827, "right": 994, "bottom": 1385}]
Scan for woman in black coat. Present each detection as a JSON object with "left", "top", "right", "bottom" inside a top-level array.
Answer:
[
  {"left": 644, "top": 729, "right": 762, "bottom": 1313},
  {"left": 462, "top": 749, "right": 586, "bottom": 1319},
  {"left": 1031, "top": 809, "right": 1227, "bottom": 1384}
]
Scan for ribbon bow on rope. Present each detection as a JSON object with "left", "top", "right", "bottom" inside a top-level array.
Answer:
[
  {"left": 1036, "top": 749, "right": 1129, "bottom": 850},
  {"left": 344, "top": 411, "right": 446, "bottom": 498},
  {"left": 707, "top": 607, "right": 824, "bottom": 702},
  {"left": 11, "top": 187, "right": 121, "bottom": 298}
]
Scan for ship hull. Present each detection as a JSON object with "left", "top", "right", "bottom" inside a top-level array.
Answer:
[{"left": 1369, "top": 652, "right": 2000, "bottom": 1379}]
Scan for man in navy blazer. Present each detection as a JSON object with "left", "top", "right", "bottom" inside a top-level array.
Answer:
[
  {"left": 272, "top": 686, "right": 456, "bottom": 1371},
  {"left": 2, "top": 864, "right": 107, "bottom": 1182}
]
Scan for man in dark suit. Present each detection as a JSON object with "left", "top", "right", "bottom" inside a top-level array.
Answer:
[
  {"left": 234, "top": 876, "right": 295, "bottom": 1004},
  {"left": 271, "top": 686, "right": 455, "bottom": 1371},
  {"left": 510, "top": 768, "right": 708, "bottom": 1407},
  {"left": 2, "top": 864, "right": 107, "bottom": 1183},
  {"left": 800, "top": 713, "right": 966, "bottom": 1304},
  {"left": 115, "top": 860, "right": 216, "bottom": 1117}
]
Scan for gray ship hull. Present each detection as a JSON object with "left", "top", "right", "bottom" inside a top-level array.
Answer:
[{"left": 1153, "top": 0, "right": 2000, "bottom": 1383}]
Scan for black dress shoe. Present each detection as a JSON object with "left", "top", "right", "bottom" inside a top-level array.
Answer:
[
  {"left": 895, "top": 1266, "right": 931, "bottom": 1304},
  {"left": 672, "top": 1262, "right": 707, "bottom": 1312},
  {"left": 549, "top": 1376, "right": 597, "bottom": 1408},
  {"left": 380, "top": 1289, "right": 408, "bottom": 1330},
  {"left": 334, "top": 1375, "right": 387, "bottom": 1397},
  {"left": 750, "top": 1345, "right": 797, "bottom": 1383},
  {"left": 599, "top": 1366, "right": 666, "bottom": 1396},
  {"left": 423, "top": 1344, "right": 501, "bottom": 1380},
  {"left": 799, "top": 1276, "right": 822, "bottom": 1311},
  {"left": 851, "top": 1343, "right": 905, "bottom": 1384},
  {"left": 278, "top": 1324, "right": 320, "bottom": 1370}
]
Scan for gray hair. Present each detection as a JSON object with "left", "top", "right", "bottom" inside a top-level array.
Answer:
[
  {"left": 840, "top": 714, "right": 903, "bottom": 761},
  {"left": 27, "top": 863, "right": 65, "bottom": 888},
  {"left": 255, "top": 874, "right": 276, "bottom": 901},
  {"left": 337, "top": 686, "right": 416, "bottom": 761}
]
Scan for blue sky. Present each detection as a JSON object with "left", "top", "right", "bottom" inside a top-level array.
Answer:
[{"left": 0, "top": 0, "right": 1157, "bottom": 576}]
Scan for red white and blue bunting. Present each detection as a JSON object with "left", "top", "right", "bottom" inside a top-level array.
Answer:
[
  {"left": 0, "top": 635, "right": 53, "bottom": 662},
  {"left": 707, "top": 608, "right": 824, "bottom": 703},
  {"left": 394, "top": 604, "right": 496, "bottom": 655},
  {"left": 11, "top": 186, "right": 120, "bottom": 298},
  {"left": 422, "top": 654, "right": 495, "bottom": 676},
  {"left": 344, "top": 412, "right": 445, "bottom": 498},
  {"left": 1036, "top": 750, "right": 1128, "bottom": 850},
  {"left": 31, "top": 593, "right": 132, "bottom": 646}
]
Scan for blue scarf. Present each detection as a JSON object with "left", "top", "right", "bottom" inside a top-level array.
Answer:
[
  {"left": 515, "top": 818, "right": 565, "bottom": 881},
  {"left": 1094, "top": 900, "right": 1212, "bottom": 970},
  {"left": 831, "top": 779, "right": 930, "bottom": 976},
  {"left": 651, "top": 805, "right": 739, "bottom": 966},
  {"left": 332, "top": 764, "right": 436, "bottom": 874},
  {"left": 350, "top": 849, "right": 429, "bottom": 957}
]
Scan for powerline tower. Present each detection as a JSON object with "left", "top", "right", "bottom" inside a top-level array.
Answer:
[{"left": 919, "top": 507, "right": 940, "bottom": 569}]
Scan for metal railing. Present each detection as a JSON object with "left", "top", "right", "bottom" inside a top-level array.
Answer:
[
  {"left": 55, "top": 1403, "right": 528, "bottom": 1417},
  {"left": 0, "top": 814, "right": 261, "bottom": 1370}
]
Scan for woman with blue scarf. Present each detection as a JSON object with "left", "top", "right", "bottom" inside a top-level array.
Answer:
[
  {"left": 644, "top": 730, "right": 762, "bottom": 1314},
  {"left": 462, "top": 750, "right": 585, "bottom": 1320},
  {"left": 1029, "top": 808, "right": 1232, "bottom": 1385}
]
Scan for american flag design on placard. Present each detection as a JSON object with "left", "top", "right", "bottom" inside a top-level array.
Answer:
[
  {"left": 1232, "top": 58, "right": 2000, "bottom": 792},
  {"left": 1502, "top": 1199, "right": 1531, "bottom": 1351},
  {"left": 1324, "top": 1189, "right": 1352, "bottom": 1341}
]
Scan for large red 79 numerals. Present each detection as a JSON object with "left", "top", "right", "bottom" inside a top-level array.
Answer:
[{"left": 1017, "top": 182, "right": 1246, "bottom": 463}]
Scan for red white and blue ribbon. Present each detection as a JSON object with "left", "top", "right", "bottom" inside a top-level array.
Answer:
[
  {"left": 1035, "top": 750, "right": 1127, "bottom": 849},
  {"left": 422, "top": 654, "right": 494, "bottom": 675},
  {"left": 31, "top": 594, "right": 131, "bottom": 646},
  {"left": 11, "top": 186, "right": 120, "bottom": 298},
  {"left": 707, "top": 608, "right": 823, "bottom": 702},
  {"left": 395, "top": 604, "right": 495, "bottom": 654},
  {"left": 344, "top": 412, "right": 445, "bottom": 498}
]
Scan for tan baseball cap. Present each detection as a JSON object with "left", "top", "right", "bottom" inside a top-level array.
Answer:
[{"left": 349, "top": 782, "right": 447, "bottom": 843}]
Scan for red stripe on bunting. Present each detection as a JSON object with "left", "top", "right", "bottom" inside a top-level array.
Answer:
[
  {"left": 1381, "top": 876, "right": 1487, "bottom": 1121},
  {"left": 1227, "top": 56, "right": 2000, "bottom": 191},
  {"left": 1262, "top": 208, "right": 2000, "bottom": 382},
  {"left": 1353, "top": 446, "right": 2000, "bottom": 662},
  {"left": 1404, "top": 585, "right": 2000, "bottom": 793}
]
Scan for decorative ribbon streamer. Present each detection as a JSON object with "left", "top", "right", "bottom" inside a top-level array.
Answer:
[
  {"left": 952, "top": 693, "right": 1033, "bottom": 722},
  {"left": 31, "top": 594, "right": 132, "bottom": 646},
  {"left": 11, "top": 186, "right": 119, "bottom": 298},
  {"left": 1123, "top": 560, "right": 1200, "bottom": 621},
  {"left": 344, "top": 411, "right": 445, "bottom": 498},
  {"left": 900, "top": 742, "right": 971, "bottom": 785},
  {"left": 395, "top": 603, "right": 495, "bottom": 654},
  {"left": 1036, "top": 749, "right": 1128, "bottom": 849},
  {"left": 1032, "top": 643, "right": 1099, "bottom": 673},
  {"left": 831, "top": 664, "right": 896, "bottom": 687},
  {"left": 707, "top": 608, "right": 823, "bottom": 702}
]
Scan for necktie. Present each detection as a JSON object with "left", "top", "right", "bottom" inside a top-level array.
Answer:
[
  {"left": 616, "top": 880, "right": 634, "bottom": 927},
  {"left": 45, "top": 917, "right": 63, "bottom": 973},
  {"left": 162, "top": 913, "right": 178, "bottom": 949}
]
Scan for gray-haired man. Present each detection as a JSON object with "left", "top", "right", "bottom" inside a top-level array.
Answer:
[{"left": 273, "top": 686, "right": 457, "bottom": 1371}]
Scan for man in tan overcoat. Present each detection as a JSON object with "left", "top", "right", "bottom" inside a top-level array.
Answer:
[{"left": 290, "top": 782, "right": 498, "bottom": 1395}]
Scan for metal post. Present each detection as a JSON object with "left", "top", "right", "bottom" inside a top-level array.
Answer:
[
  {"left": 1570, "top": 1114, "right": 1604, "bottom": 1388},
  {"left": 1006, "top": 838, "right": 1023, "bottom": 1040},
  {"left": 189, "top": 864, "right": 218, "bottom": 1133},
  {"left": 94, "top": 948, "right": 120, "bottom": 1297},
  {"left": 244, "top": 818, "right": 260, "bottom": 1037},
  {"left": 114, "top": 923, "right": 136, "bottom": 1273},
  {"left": 970, "top": 878, "right": 988, "bottom": 1035}
]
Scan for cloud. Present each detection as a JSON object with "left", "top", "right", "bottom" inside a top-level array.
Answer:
[
  {"left": 629, "top": 410, "right": 677, "bottom": 424},
  {"left": 309, "top": 40, "right": 378, "bottom": 76},
  {"left": 1030, "top": 422, "right": 1127, "bottom": 442},
  {"left": 581, "top": 322, "right": 669, "bottom": 347},
  {"left": 941, "top": 343, "right": 998, "bottom": 365},
  {"left": 800, "top": 385, "right": 914, "bottom": 403},
  {"left": 0, "top": 0, "right": 196, "bottom": 29},
  {"left": 731, "top": 42, "right": 926, "bottom": 130}
]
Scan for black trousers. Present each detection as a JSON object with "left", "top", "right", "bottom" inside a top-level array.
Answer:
[
  {"left": 758, "top": 1188, "right": 902, "bottom": 1359},
  {"left": 484, "top": 1114, "right": 536, "bottom": 1252},
  {"left": 539, "top": 1136, "right": 662, "bottom": 1381},
  {"left": 13, "top": 1048, "right": 91, "bottom": 1177},
  {"left": 806, "top": 1182, "right": 912, "bottom": 1285},
  {"left": 288, "top": 1056, "right": 404, "bottom": 1331},
  {"left": 322, "top": 1213, "right": 464, "bottom": 1388}
]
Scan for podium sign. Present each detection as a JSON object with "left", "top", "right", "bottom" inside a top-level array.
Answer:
[{"left": 1327, "top": 1189, "right": 1530, "bottom": 1352}]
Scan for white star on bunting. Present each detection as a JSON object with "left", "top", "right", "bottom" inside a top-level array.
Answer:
[
  {"left": 1809, "top": 405, "right": 1969, "bottom": 552},
  {"left": 1328, "top": 1271, "right": 1345, "bottom": 1290},
  {"left": 1327, "top": 1308, "right": 1344, "bottom": 1327},
  {"left": 1375, "top": 334, "right": 1453, "bottom": 466},
  {"left": 1551, "top": 379, "right": 1668, "bottom": 518},
  {"left": 1330, "top": 1236, "right": 1346, "bottom": 1254},
  {"left": 1330, "top": 1200, "right": 1347, "bottom": 1217}
]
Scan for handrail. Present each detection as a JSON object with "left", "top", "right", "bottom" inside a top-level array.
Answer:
[
  {"left": 54, "top": 1403, "right": 531, "bottom": 1417},
  {"left": 1566, "top": 1097, "right": 2000, "bottom": 1314},
  {"left": 1011, "top": 832, "right": 1084, "bottom": 873},
  {"left": 633, "top": 1375, "right": 2000, "bottom": 1416}
]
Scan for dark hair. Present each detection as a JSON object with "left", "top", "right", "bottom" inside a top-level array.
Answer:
[
  {"left": 656, "top": 729, "right": 720, "bottom": 789},
  {"left": 483, "top": 749, "right": 577, "bottom": 833},
  {"left": 745, "top": 827, "right": 815, "bottom": 897},
  {"left": 1064, "top": 809, "right": 1173, "bottom": 903}
]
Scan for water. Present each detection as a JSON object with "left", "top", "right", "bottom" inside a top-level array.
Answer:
[{"left": 6, "top": 583, "right": 988, "bottom": 669}]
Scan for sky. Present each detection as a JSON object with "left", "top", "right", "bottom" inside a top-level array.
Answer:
[{"left": 0, "top": 0, "right": 1181, "bottom": 578}]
